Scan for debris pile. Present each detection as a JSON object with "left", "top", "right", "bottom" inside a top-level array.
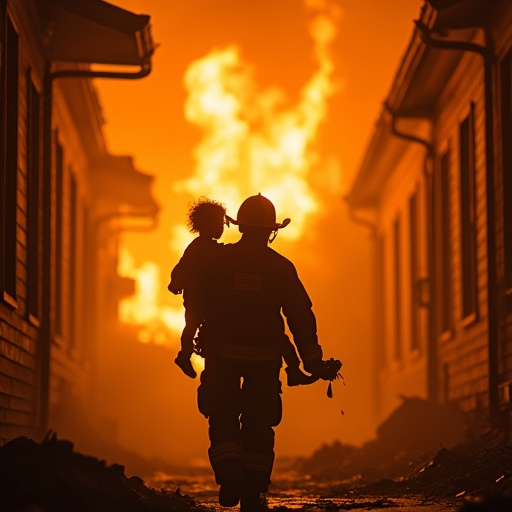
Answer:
[
  {"left": 297, "top": 397, "right": 512, "bottom": 506},
  {"left": 360, "top": 432, "right": 512, "bottom": 499},
  {"left": 299, "top": 396, "right": 467, "bottom": 483},
  {"left": 0, "top": 435, "right": 199, "bottom": 512}
]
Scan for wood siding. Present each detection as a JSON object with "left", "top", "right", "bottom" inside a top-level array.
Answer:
[
  {"left": 1, "top": 0, "right": 44, "bottom": 443},
  {"left": 1, "top": 0, "right": 153, "bottom": 443},
  {"left": 375, "top": 141, "right": 429, "bottom": 421},
  {"left": 492, "top": 4, "right": 512, "bottom": 403},
  {"left": 351, "top": 1, "right": 512, "bottom": 429},
  {"left": 432, "top": 48, "right": 489, "bottom": 412}
]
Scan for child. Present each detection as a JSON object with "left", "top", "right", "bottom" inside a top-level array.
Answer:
[
  {"left": 169, "top": 197, "right": 317, "bottom": 386},
  {"left": 168, "top": 197, "right": 227, "bottom": 379}
]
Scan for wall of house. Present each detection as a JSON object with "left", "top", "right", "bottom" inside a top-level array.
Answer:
[
  {"left": 46, "top": 80, "right": 98, "bottom": 431},
  {"left": 492, "top": 0, "right": 512, "bottom": 402},
  {"left": 431, "top": 43, "right": 489, "bottom": 413},
  {"left": 0, "top": 0, "right": 114, "bottom": 443},
  {"left": 351, "top": 0, "right": 512, "bottom": 432},
  {"left": 0, "top": 0, "right": 46, "bottom": 443},
  {"left": 375, "top": 137, "right": 429, "bottom": 422}
]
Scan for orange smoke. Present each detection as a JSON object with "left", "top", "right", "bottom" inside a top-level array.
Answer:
[
  {"left": 174, "top": 0, "right": 342, "bottom": 244},
  {"left": 119, "top": 0, "right": 343, "bottom": 345}
]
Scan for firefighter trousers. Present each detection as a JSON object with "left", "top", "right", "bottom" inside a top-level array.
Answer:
[{"left": 197, "top": 354, "right": 282, "bottom": 493}]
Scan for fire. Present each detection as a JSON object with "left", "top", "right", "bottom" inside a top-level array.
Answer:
[
  {"left": 174, "top": 0, "right": 341, "bottom": 243},
  {"left": 118, "top": 247, "right": 184, "bottom": 344},
  {"left": 119, "top": 0, "right": 342, "bottom": 349}
]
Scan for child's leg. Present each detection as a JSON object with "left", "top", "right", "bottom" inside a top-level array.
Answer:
[
  {"left": 175, "top": 311, "right": 199, "bottom": 378},
  {"left": 179, "top": 320, "right": 197, "bottom": 357}
]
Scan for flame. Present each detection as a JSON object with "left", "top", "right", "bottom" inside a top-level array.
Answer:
[
  {"left": 119, "top": 1, "right": 342, "bottom": 352},
  {"left": 173, "top": 0, "right": 341, "bottom": 243},
  {"left": 118, "top": 247, "right": 184, "bottom": 344}
]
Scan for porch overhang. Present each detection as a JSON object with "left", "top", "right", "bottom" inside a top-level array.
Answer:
[
  {"left": 347, "top": 0, "right": 498, "bottom": 209},
  {"left": 41, "top": 0, "right": 154, "bottom": 66},
  {"left": 93, "top": 155, "right": 160, "bottom": 220}
]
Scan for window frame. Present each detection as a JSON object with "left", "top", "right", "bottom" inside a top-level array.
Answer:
[
  {"left": 0, "top": 13, "right": 19, "bottom": 307},
  {"left": 458, "top": 103, "right": 478, "bottom": 324},
  {"left": 26, "top": 69, "right": 42, "bottom": 324}
]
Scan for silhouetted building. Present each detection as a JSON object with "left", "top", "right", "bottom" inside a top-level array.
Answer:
[
  {"left": 0, "top": 0, "right": 158, "bottom": 443},
  {"left": 347, "top": 0, "right": 512, "bottom": 433}
]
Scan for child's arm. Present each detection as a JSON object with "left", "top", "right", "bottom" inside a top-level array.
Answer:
[
  {"left": 168, "top": 254, "right": 189, "bottom": 294},
  {"left": 168, "top": 241, "right": 200, "bottom": 295}
]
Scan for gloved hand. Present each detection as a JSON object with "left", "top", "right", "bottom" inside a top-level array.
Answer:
[
  {"left": 167, "top": 282, "right": 183, "bottom": 295},
  {"left": 306, "top": 358, "right": 342, "bottom": 381}
]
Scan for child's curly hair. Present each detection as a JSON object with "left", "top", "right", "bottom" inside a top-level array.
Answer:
[{"left": 187, "top": 197, "right": 227, "bottom": 234}]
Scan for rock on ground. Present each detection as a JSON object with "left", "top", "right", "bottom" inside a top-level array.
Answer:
[{"left": 0, "top": 434, "right": 199, "bottom": 512}]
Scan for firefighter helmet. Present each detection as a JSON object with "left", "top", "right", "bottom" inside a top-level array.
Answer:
[{"left": 227, "top": 194, "right": 290, "bottom": 230}]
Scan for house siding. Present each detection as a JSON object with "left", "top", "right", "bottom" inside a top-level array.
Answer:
[
  {"left": 348, "top": 0, "right": 512, "bottom": 431},
  {"left": 375, "top": 140, "right": 429, "bottom": 420},
  {"left": 0, "top": 0, "right": 156, "bottom": 444},
  {"left": 1, "top": 0, "right": 43, "bottom": 442},
  {"left": 492, "top": 1, "right": 512, "bottom": 396},
  {"left": 432, "top": 48, "right": 490, "bottom": 412}
]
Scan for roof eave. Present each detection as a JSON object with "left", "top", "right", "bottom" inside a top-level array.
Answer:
[{"left": 41, "top": 0, "right": 156, "bottom": 67}]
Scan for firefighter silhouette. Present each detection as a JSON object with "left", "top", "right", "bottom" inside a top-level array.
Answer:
[
  {"left": 168, "top": 196, "right": 318, "bottom": 386},
  {"left": 194, "top": 194, "right": 341, "bottom": 511}
]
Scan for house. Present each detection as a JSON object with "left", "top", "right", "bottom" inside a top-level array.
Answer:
[
  {"left": 347, "top": 0, "right": 512, "bottom": 433},
  {"left": 0, "top": 0, "right": 158, "bottom": 443}
]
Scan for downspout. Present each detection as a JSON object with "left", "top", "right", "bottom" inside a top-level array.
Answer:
[
  {"left": 416, "top": 21, "right": 499, "bottom": 427},
  {"left": 383, "top": 104, "right": 437, "bottom": 402},
  {"left": 39, "top": 61, "right": 152, "bottom": 436},
  {"left": 346, "top": 207, "right": 379, "bottom": 419}
]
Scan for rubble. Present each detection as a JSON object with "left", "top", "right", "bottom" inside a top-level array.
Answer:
[
  {"left": 296, "top": 397, "right": 512, "bottom": 509},
  {"left": 0, "top": 434, "right": 202, "bottom": 512},
  {"left": 1, "top": 395, "right": 510, "bottom": 512},
  {"left": 299, "top": 397, "right": 468, "bottom": 483},
  {"left": 357, "top": 432, "right": 512, "bottom": 499}
]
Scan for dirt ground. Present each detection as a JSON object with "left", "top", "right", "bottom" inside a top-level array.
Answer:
[{"left": 1, "top": 430, "right": 511, "bottom": 511}]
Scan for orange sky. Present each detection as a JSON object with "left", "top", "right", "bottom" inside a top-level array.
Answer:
[{"left": 94, "top": 0, "right": 424, "bottom": 467}]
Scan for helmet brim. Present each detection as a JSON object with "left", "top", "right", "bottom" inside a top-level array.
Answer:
[{"left": 226, "top": 216, "right": 290, "bottom": 230}]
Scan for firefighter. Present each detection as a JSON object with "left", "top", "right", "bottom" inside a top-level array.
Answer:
[{"left": 196, "top": 193, "right": 341, "bottom": 511}]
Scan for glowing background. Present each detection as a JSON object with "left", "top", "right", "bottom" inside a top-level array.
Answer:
[{"left": 94, "top": 0, "right": 423, "bottom": 467}]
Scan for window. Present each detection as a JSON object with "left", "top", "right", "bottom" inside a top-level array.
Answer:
[
  {"left": 68, "top": 173, "right": 77, "bottom": 352},
  {"left": 459, "top": 105, "right": 478, "bottom": 320},
  {"left": 0, "top": 16, "right": 19, "bottom": 304},
  {"left": 376, "top": 235, "right": 386, "bottom": 369},
  {"left": 393, "top": 216, "right": 402, "bottom": 361},
  {"left": 27, "top": 73, "right": 41, "bottom": 321},
  {"left": 436, "top": 150, "right": 453, "bottom": 335},
  {"left": 500, "top": 49, "right": 512, "bottom": 280},
  {"left": 80, "top": 204, "right": 92, "bottom": 357},
  {"left": 409, "top": 191, "right": 420, "bottom": 351},
  {"left": 55, "top": 141, "right": 63, "bottom": 336}
]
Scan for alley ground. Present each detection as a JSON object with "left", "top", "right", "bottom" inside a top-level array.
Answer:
[
  {"left": 1, "top": 434, "right": 511, "bottom": 511},
  {"left": 152, "top": 465, "right": 461, "bottom": 511}
]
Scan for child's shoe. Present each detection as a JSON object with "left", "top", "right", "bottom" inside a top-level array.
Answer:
[
  {"left": 285, "top": 366, "right": 318, "bottom": 386},
  {"left": 174, "top": 351, "right": 197, "bottom": 378}
]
